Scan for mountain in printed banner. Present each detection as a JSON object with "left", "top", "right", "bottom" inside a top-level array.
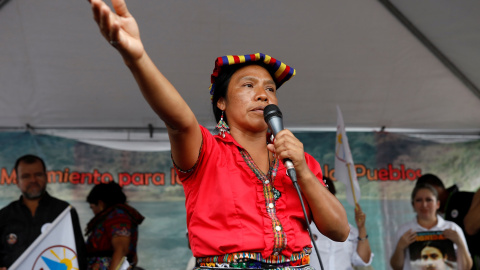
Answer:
[{"left": 409, "top": 231, "right": 457, "bottom": 270}]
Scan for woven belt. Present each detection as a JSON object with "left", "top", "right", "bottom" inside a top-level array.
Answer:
[
  {"left": 194, "top": 264, "right": 314, "bottom": 270},
  {"left": 196, "top": 255, "right": 310, "bottom": 269}
]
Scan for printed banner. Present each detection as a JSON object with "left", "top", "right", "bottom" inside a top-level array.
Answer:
[
  {"left": 9, "top": 206, "right": 78, "bottom": 270},
  {"left": 1, "top": 131, "right": 479, "bottom": 270}
]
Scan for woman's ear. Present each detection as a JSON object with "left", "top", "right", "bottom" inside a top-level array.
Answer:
[{"left": 217, "top": 97, "right": 226, "bottom": 111}]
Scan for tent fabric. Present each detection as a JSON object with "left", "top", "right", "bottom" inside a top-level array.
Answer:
[
  {"left": 1, "top": 0, "right": 480, "bottom": 149},
  {"left": 388, "top": 0, "right": 480, "bottom": 100}
]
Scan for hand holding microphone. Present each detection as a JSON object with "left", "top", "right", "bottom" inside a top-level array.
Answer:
[{"left": 263, "top": 104, "right": 301, "bottom": 183}]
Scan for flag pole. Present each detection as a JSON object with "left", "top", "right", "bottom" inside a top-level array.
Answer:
[{"left": 346, "top": 163, "right": 358, "bottom": 205}]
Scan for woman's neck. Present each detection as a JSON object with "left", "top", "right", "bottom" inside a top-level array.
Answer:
[
  {"left": 230, "top": 126, "right": 268, "bottom": 149},
  {"left": 417, "top": 214, "right": 438, "bottom": 229},
  {"left": 230, "top": 128, "right": 270, "bottom": 174}
]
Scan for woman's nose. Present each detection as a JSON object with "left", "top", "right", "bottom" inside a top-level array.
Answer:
[{"left": 255, "top": 88, "right": 268, "bottom": 102}]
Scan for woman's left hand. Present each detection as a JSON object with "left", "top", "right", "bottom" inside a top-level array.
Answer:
[
  {"left": 268, "top": 130, "right": 349, "bottom": 242},
  {"left": 355, "top": 203, "right": 367, "bottom": 229},
  {"left": 444, "top": 229, "right": 473, "bottom": 269},
  {"left": 267, "top": 129, "right": 308, "bottom": 175},
  {"left": 443, "top": 229, "right": 461, "bottom": 244}
]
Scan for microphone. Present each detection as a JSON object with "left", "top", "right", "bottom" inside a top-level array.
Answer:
[
  {"left": 263, "top": 104, "right": 297, "bottom": 182},
  {"left": 264, "top": 104, "right": 324, "bottom": 270}
]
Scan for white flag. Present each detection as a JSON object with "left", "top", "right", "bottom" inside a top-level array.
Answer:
[
  {"left": 334, "top": 105, "right": 361, "bottom": 206},
  {"left": 9, "top": 205, "right": 79, "bottom": 270}
]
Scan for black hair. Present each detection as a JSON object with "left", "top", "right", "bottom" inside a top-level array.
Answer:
[
  {"left": 14, "top": 154, "right": 46, "bottom": 175},
  {"left": 211, "top": 62, "right": 278, "bottom": 124},
  {"left": 422, "top": 241, "right": 447, "bottom": 258},
  {"left": 86, "top": 181, "right": 126, "bottom": 208},
  {"left": 416, "top": 173, "right": 445, "bottom": 189},
  {"left": 323, "top": 176, "right": 336, "bottom": 196}
]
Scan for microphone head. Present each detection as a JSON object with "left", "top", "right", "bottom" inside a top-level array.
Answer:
[
  {"left": 264, "top": 104, "right": 284, "bottom": 136},
  {"left": 263, "top": 104, "right": 283, "bottom": 123}
]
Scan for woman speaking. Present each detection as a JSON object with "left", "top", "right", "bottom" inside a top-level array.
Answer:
[{"left": 88, "top": 0, "right": 349, "bottom": 268}]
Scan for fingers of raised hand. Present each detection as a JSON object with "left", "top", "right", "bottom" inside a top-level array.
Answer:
[
  {"left": 109, "top": 24, "right": 121, "bottom": 46},
  {"left": 91, "top": 0, "right": 102, "bottom": 24},
  {"left": 111, "top": 0, "right": 130, "bottom": 17},
  {"left": 355, "top": 204, "right": 365, "bottom": 216},
  {"left": 355, "top": 214, "right": 366, "bottom": 227},
  {"left": 91, "top": 1, "right": 119, "bottom": 43},
  {"left": 356, "top": 212, "right": 366, "bottom": 221},
  {"left": 99, "top": 5, "right": 114, "bottom": 35}
]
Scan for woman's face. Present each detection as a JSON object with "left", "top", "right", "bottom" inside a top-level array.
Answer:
[
  {"left": 217, "top": 65, "right": 277, "bottom": 133},
  {"left": 89, "top": 203, "right": 103, "bottom": 215},
  {"left": 413, "top": 188, "right": 440, "bottom": 220}
]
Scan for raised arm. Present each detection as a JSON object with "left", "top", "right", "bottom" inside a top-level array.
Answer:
[
  {"left": 268, "top": 129, "right": 349, "bottom": 242},
  {"left": 354, "top": 204, "right": 372, "bottom": 264},
  {"left": 89, "top": 0, "right": 202, "bottom": 170}
]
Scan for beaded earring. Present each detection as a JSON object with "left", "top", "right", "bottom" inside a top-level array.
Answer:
[{"left": 215, "top": 111, "right": 230, "bottom": 138}]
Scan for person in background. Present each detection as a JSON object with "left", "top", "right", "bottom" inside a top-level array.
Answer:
[
  {"left": 88, "top": 0, "right": 350, "bottom": 269},
  {"left": 85, "top": 181, "right": 144, "bottom": 270},
  {"left": 390, "top": 183, "right": 472, "bottom": 270},
  {"left": 185, "top": 229, "right": 196, "bottom": 270},
  {"left": 0, "top": 154, "right": 86, "bottom": 270},
  {"left": 416, "top": 173, "right": 480, "bottom": 270},
  {"left": 310, "top": 177, "right": 374, "bottom": 270}
]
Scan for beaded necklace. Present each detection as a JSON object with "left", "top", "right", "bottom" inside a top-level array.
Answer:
[{"left": 238, "top": 146, "right": 286, "bottom": 255}]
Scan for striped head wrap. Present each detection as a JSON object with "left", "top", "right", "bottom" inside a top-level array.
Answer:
[{"left": 209, "top": 53, "right": 296, "bottom": 100}]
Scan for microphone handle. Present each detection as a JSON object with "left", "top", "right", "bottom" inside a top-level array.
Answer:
[
  {"left": 284, "top": 159, "right": 294, "bottom": 170},
  {"left": 266, "top": 114, "right": 297, "bottom": 182},
  {"left": 284, "top": 159, "right": 297, "bottom": 183}
]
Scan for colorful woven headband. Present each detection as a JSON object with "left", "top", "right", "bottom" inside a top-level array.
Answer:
[{"left": 209, "top": 53, "right": 296, "bottom": 99}]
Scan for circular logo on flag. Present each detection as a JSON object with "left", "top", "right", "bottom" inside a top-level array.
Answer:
[
  {"left": 450, "top": 209, "right": 459, "bottom": 219},
  {"left": 32, "top": 245, "right": 78, "bottom": 270}
]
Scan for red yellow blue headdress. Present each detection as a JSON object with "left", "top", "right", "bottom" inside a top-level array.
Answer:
[{"left": 209, "top": 53, "right": 296, "bottom": 100}]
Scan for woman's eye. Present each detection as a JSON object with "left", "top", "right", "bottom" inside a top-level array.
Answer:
[{"left": 267, "top": 87, "right": 275, "bottom": 92}]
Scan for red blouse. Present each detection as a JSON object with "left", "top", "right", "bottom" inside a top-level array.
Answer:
[{"left": 177, "top": 126, "right": 324, "bottom": 258}]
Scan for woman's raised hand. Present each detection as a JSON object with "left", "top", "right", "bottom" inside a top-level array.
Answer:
[
  {"left": 354, "top": 203, "right": 367, "bottom": 229},
  {"left": 90, "top": 0, "right": 144, "bottom": 63}
]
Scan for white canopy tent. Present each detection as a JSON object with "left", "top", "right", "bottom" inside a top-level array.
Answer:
[{"left": 1, "top": 0, "right": 480, "bottom": 150}]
